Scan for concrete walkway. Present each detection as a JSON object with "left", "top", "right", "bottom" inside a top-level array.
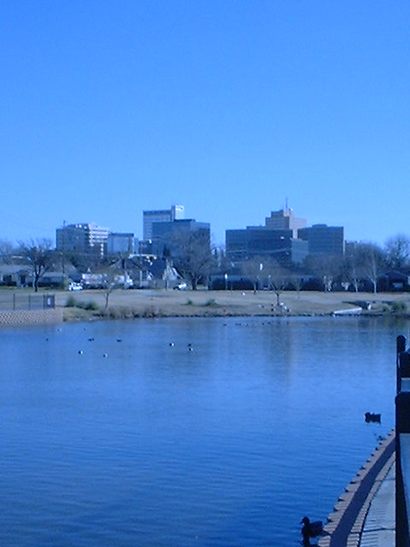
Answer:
[
  {"left": 359, "top": 462, "right": 395, "bottom": 546},
  {"left": 319, "top": 430, "right": 395, "bottom": 547}
]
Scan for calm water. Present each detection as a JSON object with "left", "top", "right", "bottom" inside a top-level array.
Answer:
[{"left": 1, "top": 316, "right": 408, "bottom": 546}]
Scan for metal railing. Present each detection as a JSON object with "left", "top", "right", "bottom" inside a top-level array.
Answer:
[
  {"left": 0, "top": 293, "right": 55, "bottom": 311},
  {"left": 396, "top": 335, "right": 410, "bottom": 546}
]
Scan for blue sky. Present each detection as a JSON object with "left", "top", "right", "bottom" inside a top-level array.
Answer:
[{"left": 1, "top": 0, "right": 409, "bottom": 247}]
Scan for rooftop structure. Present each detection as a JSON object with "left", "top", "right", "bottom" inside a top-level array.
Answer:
[{"left": 265, "top": 207, "right": 307, "bottom": 237}]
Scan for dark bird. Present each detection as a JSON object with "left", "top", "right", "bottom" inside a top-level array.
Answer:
[
  {"left": 365, "top": 412, "right": 381, "bottom": 424},
  {"left": 301, "top": 516, "right": 323, "bottom": 545}
]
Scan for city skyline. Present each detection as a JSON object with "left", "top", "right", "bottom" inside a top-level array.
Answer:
[
  {"left": 1, "top": 197, "right": 407, "bottom": 249},
  {"left": 1, "top": 1, "right": 409, "bottom": 246}
]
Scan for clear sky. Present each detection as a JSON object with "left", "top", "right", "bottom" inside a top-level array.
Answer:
[{"left": 1, "top": 0, "right": 409, "bottom": 247}]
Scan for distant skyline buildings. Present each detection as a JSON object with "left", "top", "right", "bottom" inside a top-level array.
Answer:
[
  {"left": 106, "top": 233, "right": 136, "bottom": 255},
  {"left": 2, "top": 197, "right": 404, "bottom": 249},
  {"left": 264, "top": 208, "right": 307, "bottom": 238},
  {"left": 1, "top": 3, "right": 408, "bottom": 249},
  {"left": 143, "top": 205, "right": 184, "bottom": 241},
  {"left": 151, "top": 218, "right": 211, "bottom": 258},
  {"left": 54, "top": 205, "right": 345, "bottom": 263},
  {"left": 226, "top": 227, "right": 308, "bottom": 265},
  {"left": 226, "top": 208, "right": 344, "bottom": 264},
  {"left": 298, "top": 225, "right": 344, "bottom": 256},
  {"left": 56, "top": 223, "right": 110, "bottom": 257}
]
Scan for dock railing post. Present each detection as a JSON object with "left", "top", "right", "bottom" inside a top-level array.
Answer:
[
  {"left": 398, "top": 335, "right": 407, "bottom": 393},
  {"left": 396, "top": 335, "right": 410, "bottom": 547}
]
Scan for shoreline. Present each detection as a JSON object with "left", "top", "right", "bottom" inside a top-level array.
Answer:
[
  {"left": 60, "top": 288, "right": 410, "bottom": 322},
  {"left": 1, "top": 289, "right": 410, "bottom": 326}
]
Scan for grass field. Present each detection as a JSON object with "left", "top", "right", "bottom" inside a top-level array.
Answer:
[{"left": 57, "top": 288, "right": 410, "bottom": 321}]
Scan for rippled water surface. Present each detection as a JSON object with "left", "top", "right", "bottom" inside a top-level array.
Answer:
[{"left": 1, "top": 316, "right": 407, "bottom": 546}]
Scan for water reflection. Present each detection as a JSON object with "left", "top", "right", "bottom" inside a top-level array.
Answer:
[{"left": 0, "top": 316, "right": 407, "bottom": 546}]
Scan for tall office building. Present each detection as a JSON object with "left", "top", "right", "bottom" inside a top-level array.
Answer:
[
  {"left": 225, "top": 206, "right": 309, "bottom": 265},
  {"left": 298, "top": 224, "right": 344, "bottom": 256},
  {"left": 106, "top": 233, "right": 136, "bottom": 255},
  {"left": 56, "top": 223, "right": 110, "bottom": 257},
  {"left": 265, "top": 207, "right": 306, "bottom": 237},
  {"left": 226, "top": 227, "right": 308, "bottom": 265},
  {"left": 143, "top": 204, "right": 184, "bottom": 240},
  {"left": 151, "top": 219, "right": 210, "bottom": 258}
]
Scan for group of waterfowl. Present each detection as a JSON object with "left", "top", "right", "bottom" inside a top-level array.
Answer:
[
  {"left": 48, "top": 327, "right": 198, "bottom": 357},
  {"left": 169, "top": 342, "right": 194, "bottom": 351},
  {"left": 77, "top": 351, "right": 109, "bottom": 358}
]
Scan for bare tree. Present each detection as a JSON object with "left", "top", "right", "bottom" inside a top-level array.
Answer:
[
  {"left": 0, "top": 240, "right": 16, "bottom": 264},
  {"left": 385, "top": 234, "right": 410, "bottom": 270},
  {"left": 171, "top": 231, "right": 215, "bottom": 290},
  {"left": 342, "top": 248, "right": 362, "bottom": 292},
  {"left": 214, "top": 245, "right": 231, "bottom": 273},
  {"left": 126, "top": 255, "right": 153, "bottom": 289},
  {"left": 264, "top": 259, "right": 290, "bottom": 306},
  {"left": 67, "top": 250, "right": 103, "bottom": 273},
  {"left": 103, "top": 273, "right": 118, "bottom": 311},
  {"left": 304, "top": 255, "right": 342, "bottom": 291},
  {"left": 358, "top": 242, "right": 385, "bottom": 294},
  {"left": 241, "top": 256, "right": 265, "bottom": 294},
  {"left": 92, "top": 258, "right": 132, "bottom": 310},
  {"left": 18, "top": 239, "right": 54, "bottom": 292}
]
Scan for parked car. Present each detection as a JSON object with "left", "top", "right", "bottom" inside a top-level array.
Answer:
[
  {"left": 173, "top": 282, "right": 188, "bottom": 290},
  {"left": 68, "top": 282, "right": 83, "bottom": 291}
]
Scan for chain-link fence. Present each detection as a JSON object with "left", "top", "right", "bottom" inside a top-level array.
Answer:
[{"left": 0, "top": 293, "right": 55, "bottom": 311}]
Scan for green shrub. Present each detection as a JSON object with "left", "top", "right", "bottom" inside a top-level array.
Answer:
[
  {"left": 185, "top": 299, "right": 194, "bottom": 306},
  {"left": 391, "top": 301, "right": 407, "bottom": 314},
  {"left": 204, "top": 298, "right": 218, "bottom": 307},
  {"left": 85, "top": 301, "right": 100, "bottom": 311},
  {"left": 65, "top": 295, "right": 77, "bottom": 308},
  {"left": 142, "top": 306, "right": 158, "bottom": 317},
  {"left": 81, "top": 300, "right": 100, "bottom": 311},
  {"left": 105, "top": 307, "right": 121, "bottom": 319}
]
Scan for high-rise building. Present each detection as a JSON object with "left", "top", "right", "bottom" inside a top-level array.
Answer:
[
  {"left": 56, "top": 223, "right": 109, "bottom": 257},
  {"left": 297, "top": 224, "right": 344, "bottom": 256},
  {"left": 106, "top": 233, "right": 136, "bottom": 255},
  {"left": 226, "top": 227, "right": 308, "bottom": 265},
  {"left": 143, "top": 204, "right": 184, "bottom": 240},
  {"left": 152, "top": 219, "right": 210, "bottom": 258},
  {"left": 265, "top": 207, "right": 306, "bottom": 237},
  {"left": 225, "top": 206, "right": 309, "bottom": 265}
]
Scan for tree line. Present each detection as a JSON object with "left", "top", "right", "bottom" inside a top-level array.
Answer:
[
  {"left": 0, "top": 233, "right": 409, "bottom": 293},
  {"left": 230, "top": 235, "right": 410, "bottom": 294}
]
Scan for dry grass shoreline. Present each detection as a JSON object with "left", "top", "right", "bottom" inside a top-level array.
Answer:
[{"left": 58, "top": 289, "right": 410, "bottom": 322}]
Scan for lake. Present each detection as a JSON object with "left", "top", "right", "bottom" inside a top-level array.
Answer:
[{"left": 0, "top": 316, "right": 407, "bottom": 546}]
